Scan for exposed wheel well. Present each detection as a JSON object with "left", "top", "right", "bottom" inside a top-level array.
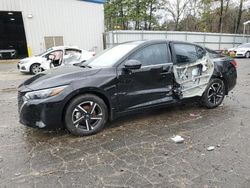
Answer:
[{"left": 62, "top": 91, "right": 111, "bottom": 125}]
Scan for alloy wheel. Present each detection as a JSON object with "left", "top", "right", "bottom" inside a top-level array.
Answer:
[
  {"left": 207, "top": 82, "right": 224, "bottom": 105},
  {"left": 246, "top": 52, "right": 250, "bottom": 58},
  {"left": 32, "top": 64, "right": 42, "bottom": 74},
  {"left": 71, "top": 101, "right": 103, "bottom": 131}
]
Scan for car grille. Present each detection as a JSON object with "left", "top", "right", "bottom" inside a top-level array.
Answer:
[{"left": 17, "top": 91, "right": 25, "bottom": 113}]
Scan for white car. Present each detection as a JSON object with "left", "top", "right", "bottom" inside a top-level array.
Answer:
[
  {"left": 17, "top": 46, "right": 95, "bottom": 74},
  {"left": 227, "top": 43, "right": 250, "bottom": 58}
]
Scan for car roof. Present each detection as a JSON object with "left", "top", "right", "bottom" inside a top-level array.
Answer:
[
  {"left": 51, "top": 46, "right": 80, "bottom": 50},
  {"left": 120, "top": 40, "right": 204, "bottom": 47}
]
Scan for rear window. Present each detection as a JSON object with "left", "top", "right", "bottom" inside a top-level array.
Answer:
[{"left": 205, "top": 48, "right": 224, "bottom": 58}]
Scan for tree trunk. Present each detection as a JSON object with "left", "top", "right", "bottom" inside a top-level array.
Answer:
[
  {"left": 235, "top": 0, "right": 244, "bottom": 33},
  {"left": 148, "top": 1, "right": 153, "bottom": 30},
  {"left": 218, "top": 0, "right": 224, "bottom": 33}
]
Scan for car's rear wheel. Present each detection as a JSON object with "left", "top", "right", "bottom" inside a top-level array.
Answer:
[
  {"left": 30, "top": 63, "right": 42, "bottom": 74},
  {"left": 201, "top": 78, "right": 225, "bottom": 109},
  {"left": 245, "top": 51, "right": 250, "bottom": 58},
  {"left": 64, "top": 94, "right": 108, "bottom": 136}
]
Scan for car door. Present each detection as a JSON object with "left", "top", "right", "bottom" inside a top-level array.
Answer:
[
  {"left": 116, "top": 43, "right": 174, "bottom": 112},
  {"left": 171, "top": 42, "right": 214, "bottom": 98}
]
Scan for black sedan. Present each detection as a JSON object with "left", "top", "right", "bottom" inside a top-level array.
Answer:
[{"left": 18, "top": 40, "right": 237, "bottom": 136}]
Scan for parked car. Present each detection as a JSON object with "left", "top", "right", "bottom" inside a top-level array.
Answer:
[
  {"left": 227, "top": 43, "right": 250, "bottom": 58},
  {"left": 18, "top": 40, "right": 237, "bottom": 136},
  {"left": 0, "top": 49, "right": 16, "bottom": 59},
  {"left": 17, "top": 46, "right": 95, "bottom": 74}
]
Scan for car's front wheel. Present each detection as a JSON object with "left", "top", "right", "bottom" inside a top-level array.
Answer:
[
  {"left": 64, "top": 94, "right": 108, "bottom": 136},
  {"left": 30, "top": 63, "right": 42, "bottom": 74},
  {"left": 201, "top": 78, "right": 225, "bottom": 109},
  {"left": 245, "top": 51, "right": 250, "bottom": 58}
]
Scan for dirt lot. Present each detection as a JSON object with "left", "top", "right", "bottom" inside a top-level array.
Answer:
[{"left": 0, "top": 59, "right": 250, "bottom": 187}]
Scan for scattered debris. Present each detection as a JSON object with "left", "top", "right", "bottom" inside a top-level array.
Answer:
[
  {"left": 171, "top": 135, "right": 184, "bottom": 144},
  {"left": 14, "top": 172, "right": 21, "bottom": 176},
  {"left": 207, "top": 146, "right": 215, "bottom": 151},
  {"left": 190, "top": 113, "right": 200, "bottom": 117},
  {"left": 240, "top": 121, "right": 244, "bottom": 126},
  {"left": 158, "top": 173, "right": 164, "bottom": 177}
]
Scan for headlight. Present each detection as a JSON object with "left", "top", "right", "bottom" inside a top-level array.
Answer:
[
  {"left": 24, "top": 85, "right": 68, "bottom": 100},
  {"left": 19, "top": 61, "right": 27, "bottom": 64}
]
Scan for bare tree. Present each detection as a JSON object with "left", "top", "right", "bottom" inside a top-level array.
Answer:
[
  {"left": 235, "top": 0, "right": 244, "bottom": 33},
  {"left": 218, "top": 0, "right": 224, "bottom": 32},
  {"left": 163, "top": 0, "right": 189, "bottom": 30}
]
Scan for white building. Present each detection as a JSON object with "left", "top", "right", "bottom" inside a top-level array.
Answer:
[{"left": 0, "top": 0, "right": 105, "bottom": 58}]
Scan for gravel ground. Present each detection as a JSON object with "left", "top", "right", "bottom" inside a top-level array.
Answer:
[{"left": 0, "top": 59, "right": 249, "bottom": 187}]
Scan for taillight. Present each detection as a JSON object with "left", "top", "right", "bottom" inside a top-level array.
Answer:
[{"left": 230, "top": 60, "right": 237, "bottom": 68}]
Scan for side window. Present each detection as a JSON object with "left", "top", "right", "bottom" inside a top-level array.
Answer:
[
  {"left": 129, "top": 44, "right": 168, "bottom": 66},
  {"left": 173, "top": 43, "right": 198, "bottom": 64}
]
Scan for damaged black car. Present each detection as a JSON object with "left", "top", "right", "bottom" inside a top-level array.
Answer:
[{"left": 18, "top": 40, "right": 237, "bottom": 136}]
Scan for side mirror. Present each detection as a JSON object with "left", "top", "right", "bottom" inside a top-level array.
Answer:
[{"left": 124, "top": 60, "right": 142, "bottom": 70}]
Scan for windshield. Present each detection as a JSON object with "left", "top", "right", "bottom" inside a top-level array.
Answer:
[
  {"left": 36, "top": 48, "right": 53, "bottom": 57},
  {"left": 85, "top": 43, "right": 140, "bottom": 68}
]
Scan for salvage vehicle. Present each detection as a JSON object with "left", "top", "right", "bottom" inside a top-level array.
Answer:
[
  {"left": 227, "top": 43, "right": 250, "bottom": 58},
  {"left": 18, "top": 40, "right": 237, "bottom": 136},
  {"left": 17, "top": 46, "right": 95, "bottom": 74}
]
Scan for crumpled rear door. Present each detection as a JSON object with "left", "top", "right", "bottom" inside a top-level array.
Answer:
[{"left": 172, "top": 43, "right": 214, "bottom": 98}]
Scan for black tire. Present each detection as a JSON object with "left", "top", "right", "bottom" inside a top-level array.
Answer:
[
  {"left": 245, "top": 51, "right": 250, "bottom": 58},
  {"left": 201, "top": 78, "right": 225, "bottom": 109},
  {"left": 64, "top": 94, "right": 108, "bottom": 136},
  {"left": 30, "top": 63, "right": 42, "bottom": 74}
]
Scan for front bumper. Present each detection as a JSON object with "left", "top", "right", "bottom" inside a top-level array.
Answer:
[
  {"left": 18, "top": 91, "right": 66, "bottom": 130},
  {"left": 234, "top": 51, "right": 247, "bottom": 57},
  {"left": 17, "top": 63, "right": 30, "bottom": 73}
]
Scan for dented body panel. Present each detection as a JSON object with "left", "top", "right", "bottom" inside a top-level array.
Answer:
[
  {"left": 173, "top": 54, "right": 214, "bottom": 98},
  {"left": 18, "top": 40, "right": 237, "bottom": 130}
]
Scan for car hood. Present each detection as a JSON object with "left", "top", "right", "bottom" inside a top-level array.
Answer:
[
  {"left": 19, "top": 65, "right": 101, "bottom": 91},
  {"left": 234, "top": 47, "right": 249, "bottom": 51},
  {"left": 20, "top": 56, "right": 44, "bottom": 63}
]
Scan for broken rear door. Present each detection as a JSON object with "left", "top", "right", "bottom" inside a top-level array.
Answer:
[{"left": 171, "top": 42, "right": 214, "bottom": 98}]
